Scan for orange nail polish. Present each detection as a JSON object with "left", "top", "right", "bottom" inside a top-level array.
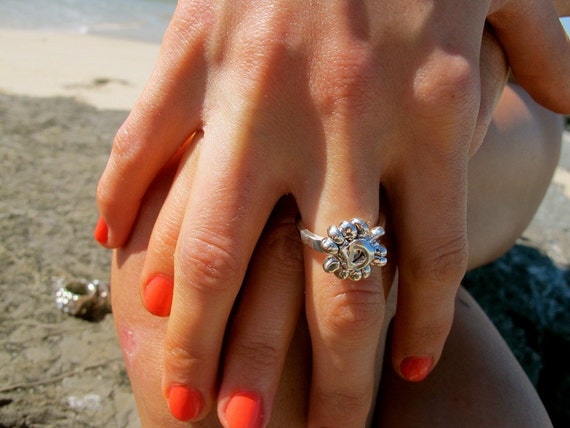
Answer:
[
  {"left": 143, "top": 275, "right": 173, "bottom": 317},
  {"left": 225, "top": 392, "right": 263, "bottom": 428},
  {"left": 400, "top": 356, "right": 433, "bottom": 382},
  {"left": 93, "top": 217, "right": 108, "bottom": 245},
  {"left": 168, "top": 385, "right": 203, "bottom": 421}
]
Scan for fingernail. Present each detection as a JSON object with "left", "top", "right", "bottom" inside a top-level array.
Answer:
[
  {"left": 225, "top": 392, "right": 263, "bottom": 428},
  {"left": 143, "top": 275, "right": 174, "bottom": 317},
  {"left": 167, "top": 385, "right": 203, "bottom": 421},
  {"left": 93, "top": 217, "right": 108, "bottom": 245},
  {"left": 400, "top": 356, "right": 433, "bottom": 382}
]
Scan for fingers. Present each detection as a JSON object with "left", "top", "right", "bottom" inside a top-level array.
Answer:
[
  {"left": 217, "top": 196, "right": 305, "bottom": 428},
  {"left": 139, "top": 132, "right": 203, "bottom": 318},
  {"left": 388, "top": 153, "right": 468, "bottom": 381},
  {"left": 385, "top": 54, "right": 477, "bottom": 381},
  {"left": 139, "top": 132, "right": 298, "bottom": 423},
  {"left": 111, "top": 148, "right": 225, "bottom": 427},
  {"left": 303, "top": 218, "right": 387, "bottom": 427},
  {"left": 297, "top": 149, "right": 387, "bottom": 426},
  {"left": 470, "top": 27, "right": 509, "bottom": 155},
  {"left": 488, "top": 0, "right": 570, "bottom": 113},
  {"left": 384, "top": 26, "right": 508, "bottom": 383},
  {"left": 156, "top": 133, "right": 282, "bottom": 422},
  {"left": 384, "top": 22, "right": 509, "bottom": 382},
  {"left": 95, "top": 3, "right": 212, "bottom": 248}
]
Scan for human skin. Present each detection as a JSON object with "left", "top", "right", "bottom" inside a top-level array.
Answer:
[
  {"left": 96, "top": 0, "right": 570, "bottom": 426},
  {"left": 111, "top": 82, "right": 562, "bottom": 427}
]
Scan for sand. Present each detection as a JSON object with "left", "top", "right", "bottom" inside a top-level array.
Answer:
[
  {"left": 0, "top": 29, "right": 159, "bottom": 110},
  {"left": 0, "top": 29, "right": 147, "bottom": 428},
  {"left": 0, "top": 28, "right": 568, "bottom": 427}
]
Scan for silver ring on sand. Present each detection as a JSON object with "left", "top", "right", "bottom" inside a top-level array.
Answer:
[{"left": 55, "top": 279, "right": 111, "bottom": 321}]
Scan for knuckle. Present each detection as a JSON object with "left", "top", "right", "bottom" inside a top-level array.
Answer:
[
  {"left": 152, "top": 224, "right": 180, "bottom": 255},
  {"left": 415, "top": 55, "right": 476, "bottom": 104},
  {"left": 409, "top": 234, "right": 468, "bottom": 286},
  {"left": 109, "top": 123, "right": 153, "bottom": 174},
  {"left": 168, "top": 1, "right": 212, "bottom": 41},
  {"left": 313, "top": 385, "right": 372, "bottom": 426},
  {"left": 412, "top": 317, "right": 453, "bottom": 348},
  {"left": 163, "top": 336, "right": 207, "bottom": 376},
  {"left": 95, "top": 176, "right": 127, "bottom": 219},
  {"left": 96, "top": 126, "right": 152, "bottom": 215},
  {"left": 176, "top": 229, "right": 244, "bottom": 293},
  {"left": 211, "top": 13, "right": 291, "bottom": 88},
  {"left": 111, "top": 124, "right": 138, "bottom": 160},
  {"left": 314, "top": 47, "right": 377, "bottom": 115},
  {"left": 324, "top": 287, "right": 384, "bottom": 340},
  {"left": 230, "top": 336, "right": 282, "bottom": 373},
  {"left": 96, "top": 124, "right": 150, "bottom": 214},
  {"left": 413, "top": 55, "right": 478, "bottom": 126},
  {"left": 95, "top": 178, "right": 112, "bottom": 212}
]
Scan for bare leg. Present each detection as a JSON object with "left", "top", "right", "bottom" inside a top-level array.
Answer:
[
  {"left": 375, "top": 287, "right": 553, "bottom": 428},
  {"left": 466, "top": 83, "right": 562, "bottom": 270},
  {"left": 111, "top": 83, "right": 562, "bottom": 427}
]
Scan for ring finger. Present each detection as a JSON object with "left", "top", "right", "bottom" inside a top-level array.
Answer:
[{"left": 297, "top": 156, "right": 388, "bottom": 427}]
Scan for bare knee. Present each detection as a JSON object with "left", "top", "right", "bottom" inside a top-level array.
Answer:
[
  {"left": 466, "top": 83, "right": 563, "bottom": 269},
  {"left": 374, "top": 287, "right": 552, "bottom": 428}
]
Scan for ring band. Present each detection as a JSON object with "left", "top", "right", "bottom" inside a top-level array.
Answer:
[
  {"left": 55, "top": 278, "right": 111, "bottom": 321},
  {"left": 297, "top": 217, "right": 387, "bottom": 281}
]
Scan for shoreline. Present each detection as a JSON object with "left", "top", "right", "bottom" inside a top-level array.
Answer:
[{"left": 0, "top": 0, "right": 175, "bottom": 44}]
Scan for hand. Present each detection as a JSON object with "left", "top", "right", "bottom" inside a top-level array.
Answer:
[{"left": 96, "top": 0, "right": 570, "bottom": 425}]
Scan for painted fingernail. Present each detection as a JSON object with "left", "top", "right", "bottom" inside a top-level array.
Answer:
[
  {"left": 93, "top": 217, "right": 108, "bottom": 245},
  {"left": 225, "top": 392, "right": 263, "bottom": 428},
  {"left": 400, "top": 356, "right": 433, "bottom": 382},
  {"left": 167, "top": 385, "right": 203, "bottom": 421},
  {"left": 143, "top": 275, "right": 173, "bottom": 317}
]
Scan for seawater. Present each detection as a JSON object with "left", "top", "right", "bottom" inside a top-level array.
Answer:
[
  {"left": 0, "top": 0, "right": 177, "bottom": 43},
  {"left": 1, "top": 1, "right": 567, "bottom": 43}
]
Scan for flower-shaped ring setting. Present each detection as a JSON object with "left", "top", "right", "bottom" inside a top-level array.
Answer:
[{"left": 297, "top": 217, "right": 387, "bottom": 281}]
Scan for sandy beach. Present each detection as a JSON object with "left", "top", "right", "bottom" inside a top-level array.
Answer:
[
  {"left": 0, "top": 29, "right": 160, "bottom": 110},
  {"left": 0, "top": 29, "right": 151, "bottom": 427},
  {"left": 0, "top": 28, "right": 569, "bottom": 427}
]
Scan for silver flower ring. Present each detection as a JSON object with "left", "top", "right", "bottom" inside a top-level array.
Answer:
[{"left": 297, "top": 217, "right": 387, "bottom": 281}]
